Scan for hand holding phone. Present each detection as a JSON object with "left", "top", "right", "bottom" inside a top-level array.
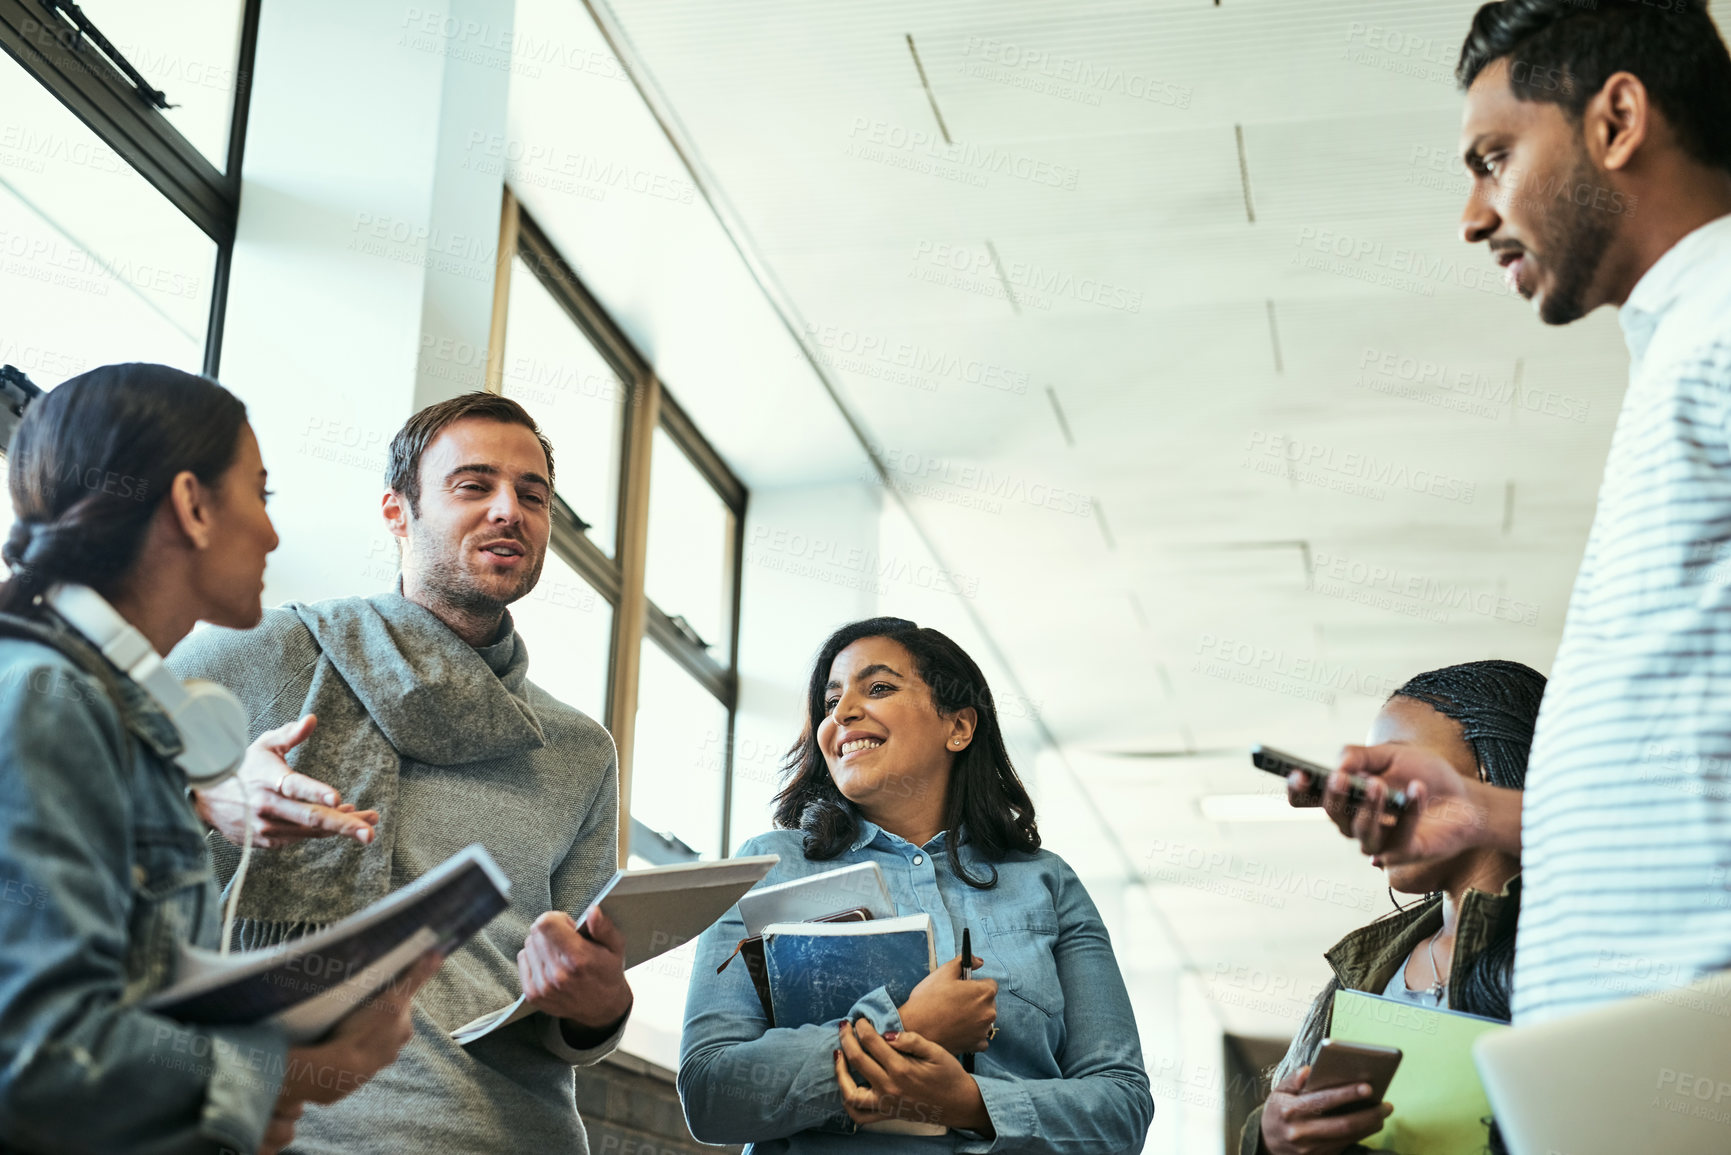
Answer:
[
  {"left": 1252, "top": 745, "right": 1410, "bottom": 814},
  {"left": 1306, "top": 1038, "right": 1401, "bottom": 1110},
  {"left": 1260, "top": 1040, "right": 1400, "bottom": 1155}
]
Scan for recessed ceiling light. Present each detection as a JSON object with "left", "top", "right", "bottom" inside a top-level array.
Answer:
[{"left": 1198, "top": 794, "right": 1319, "bottom": 823}]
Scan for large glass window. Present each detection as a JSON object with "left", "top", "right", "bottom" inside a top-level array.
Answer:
[
  {"left": 72, "top": 0, "right": 247, "bottom": 169},
  {"left": 0, "top": 63, "right": 215, "bottom": 383},
  {"left": 500, "top": 256, "right": 625, "bottom": 554},
  {"left": 645, "top": 426, "right": 734, "bottom": 662},
  {"left": 1, "top": 1, "right": 257, "bottom": 380},
  {"left": 630, "top": 639, "right": 731, "bottom": 859},
  {"left": 508, "top": 550, "right": 612, "bottom": 722},
  {"left": 2, "top": 2, "right": 252, "bottom": 564},
  {"left": 495, "top": 202, "right": 746, "bottom": 873}
]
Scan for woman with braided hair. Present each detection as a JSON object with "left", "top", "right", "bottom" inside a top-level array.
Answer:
[
  {"left": 1243, "top": 659, "right": 1545, "bottom": 1155},
  {"left": 0, "top": 364, "right": 433, "bottom": 1154}
]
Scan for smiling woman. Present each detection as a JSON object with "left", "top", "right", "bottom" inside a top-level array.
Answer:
[
  {"left": 780, "top": 618, "right": 1038, "bottom": 888},
  {"left": 677, "top": 616, "right": 1155, "bottom": 1154}
]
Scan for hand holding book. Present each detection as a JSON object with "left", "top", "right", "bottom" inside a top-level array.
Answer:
[
  {"left": 518, "top": 907, "right": 633, "bottom": 1036},
  {"left": 454, "top": 855, "right": 777, "bottom": 1046},
  {"left": 898, "top": 951, "right": 993, "bottom": 1057},
  {"left": 835, "top": 1018, "right": 994, "bottom": 1138}
]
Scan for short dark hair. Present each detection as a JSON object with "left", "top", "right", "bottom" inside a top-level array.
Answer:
[
  {"left": 773, "top": 616, "right": 1040, "bottom": 889},
  {"left": 1457, "top": 0, "right": 1731, "bottom": 174},
  {"left": 2, "top": 363, "right": 247, "bottom": 616},
  {"left": 385, "top": 392, "right": 554, "bottom": 515}
]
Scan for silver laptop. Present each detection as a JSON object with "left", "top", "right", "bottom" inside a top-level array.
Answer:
[{"left": 1475, "top": 972, "right": 1731, "bottom": 1155}]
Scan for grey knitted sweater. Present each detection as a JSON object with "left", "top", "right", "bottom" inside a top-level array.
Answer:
[{"left": 169, "top": 590, "right": 623, "bottom": 1154}]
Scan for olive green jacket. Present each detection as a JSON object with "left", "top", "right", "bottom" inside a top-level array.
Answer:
[{"left": 1238, "top": 876, "right": 1520, "bottom": 1155}]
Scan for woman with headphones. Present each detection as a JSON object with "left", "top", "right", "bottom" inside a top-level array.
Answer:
[{"left": 0, "top": 364, "right": 434, "bottom": 1154}]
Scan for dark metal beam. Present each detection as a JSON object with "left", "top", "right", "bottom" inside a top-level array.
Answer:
[
  {"left": 0, "top": 0, "right": 235, "bottom": 244},
  {"left": 203, "top": 0, "right": 260, "bottom": 377}
]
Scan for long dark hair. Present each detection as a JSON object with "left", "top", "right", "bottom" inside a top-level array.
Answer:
[
  {"left": 1390, "top": 659, "right": 1545, "bottom": 1024},
  {"left": 772, "top": 616, "right": 1039, "bottom": 888},
  {"left": 0, "top": 363, "right": 249, "bottom": 617}
]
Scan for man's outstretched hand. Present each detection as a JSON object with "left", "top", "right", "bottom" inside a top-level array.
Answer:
[
  {"left": 194, "top": 714, "right": 381, "bottom": 850},
  {"left": 1318, "top": 743, "right": 1522, "bottom": 866}
]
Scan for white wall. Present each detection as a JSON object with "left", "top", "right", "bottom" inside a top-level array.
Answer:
[
  {"left": 222, "top": 0, "right": 512, "bottom": 605},
  {"left": 728, "top": 482, "right": 885, "bottom": 851}
]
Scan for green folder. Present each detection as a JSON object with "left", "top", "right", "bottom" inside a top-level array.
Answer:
[{"left": 1329, "top": 989, "right": 1508, "bottom": 1155}]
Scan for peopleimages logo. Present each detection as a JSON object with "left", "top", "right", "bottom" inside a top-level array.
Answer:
[
  {"left": 464, "top": 132, "right": 696, "bottom": 205},
  {"left": 847, "top": 118, "right": 1080, "bottom": 190},
  {"left": 956, "top": 36, "right": 1193, "bottom": 109},
  {"left": 800, "top": 324, "right": 1029, "bottom": 395},
  {"left": 1354, "top": 345, "right": 1592, "bottom": 424},
  {"left": 0, "top": 125, "right": 123, "bottom": 174},
  {"left": 1243, "top": 430, "right": 1478, "bottom": 505},
  {"left": 1143, "top": 839, "right": 1380, "bottom": 913},
  {"left": 869, "top": 445, "right": 1092, "bottom": 517},
  {"left": 1292, "top": 227, "right": 1513, "bottom": 297},
  {"left": 1311, "top": 549, "right": 1539, "bottom": 626},
  {"left": 1, "top": 226, "right": 201, "bottom": 300},
  {"left": 910, "top": 241, "right": 1143, "bottom": 313},
  {"left": 1191, "top": 632, "right": 1400, "bottom": 704},
  {"left": 745, "top": 526, "right": 980, "bottom": 599}
]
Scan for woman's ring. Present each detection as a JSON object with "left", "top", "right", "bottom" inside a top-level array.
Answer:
[{"left": 275, "top": 771, "right": 291, "bottom": 795}]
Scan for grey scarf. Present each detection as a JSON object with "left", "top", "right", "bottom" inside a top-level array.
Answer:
[{"left": 228, "top": 590, "right": 546, "bottom": 928}]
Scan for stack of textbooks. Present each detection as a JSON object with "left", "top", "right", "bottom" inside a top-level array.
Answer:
[
  {"left": 761, "top": 913, "right": 936, "bottom": 1026},
  {"left": 726, "top": 863, "right": 944, "bottom": 1138}
]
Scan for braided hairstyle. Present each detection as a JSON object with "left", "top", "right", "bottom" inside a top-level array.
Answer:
[
  {"left": 1390, "top": 659, "right": 1547, "bottom": 1022},
  {"left": 1, "top": 364, "right": 248, "bottom": 617}
]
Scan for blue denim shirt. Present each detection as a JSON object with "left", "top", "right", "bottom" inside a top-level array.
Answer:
[
  {"left": 679, "top": 822, "right": 1153, "bottom": 1153},
  {"left": 0, "top": 618, "right": 288, "bottom": 1153}
]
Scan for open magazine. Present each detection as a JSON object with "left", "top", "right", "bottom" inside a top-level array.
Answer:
[{"left": 145, "top": 844, "right": 510, "bottom": 1043}]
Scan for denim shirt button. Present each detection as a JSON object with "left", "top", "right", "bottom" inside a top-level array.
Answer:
[
  {"left": 912, "top": 855, "right": 924, "bottom": 866},
  {"left": 133, "top": 864, "right": 147, "bottom": 887}
]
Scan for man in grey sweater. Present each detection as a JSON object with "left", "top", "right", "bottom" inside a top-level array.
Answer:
[{"left": 171, "top": 392, "right": 633, "bottom": 1153}]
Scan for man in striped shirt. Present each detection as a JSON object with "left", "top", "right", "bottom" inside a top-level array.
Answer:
[{"left": 1312, "top": 0, "right": 1731, "bottom": 1028}]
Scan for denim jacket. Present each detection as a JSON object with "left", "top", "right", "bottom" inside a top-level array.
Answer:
[
  {"left": 0, "top": 615, "right": 288, "bottom": 1153},
  {"left": 679, "top": 822, "right": 1154, "bottom": 1153}
]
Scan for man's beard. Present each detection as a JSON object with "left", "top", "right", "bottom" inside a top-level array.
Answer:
[
  {"left": 417, "top": 539, "right": 544, "bottom": 618},
  {"left": 1531, "top": 147, "right": 1618, "bottom": 326}
]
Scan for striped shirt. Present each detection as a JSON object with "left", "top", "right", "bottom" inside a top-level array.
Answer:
[{"left": 1514, "top": 213, "right": 1731, "bottom": 1025}]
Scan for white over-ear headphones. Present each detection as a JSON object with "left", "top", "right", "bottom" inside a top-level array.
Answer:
[{"left": 44, "top": 583, "right": 249, "bottom": 787}]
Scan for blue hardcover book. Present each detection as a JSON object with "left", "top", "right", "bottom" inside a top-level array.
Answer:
[{"left": 762, "top": 913, "right": 936, "bottom": 1027}]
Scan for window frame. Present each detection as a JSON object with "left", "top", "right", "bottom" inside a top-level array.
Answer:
[
  {"left": 0, "top": 0, "right": 262, "bottom": 377},
  {"left": 495, "top": 193, "right": 747, "bottom": 865}
]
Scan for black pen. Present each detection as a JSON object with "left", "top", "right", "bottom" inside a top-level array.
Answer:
[{"left": 960, "top": 927, "right": 974, "bottom": 1073}]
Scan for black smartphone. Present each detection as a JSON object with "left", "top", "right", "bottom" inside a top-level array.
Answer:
[
  {"left": 1308, "top": 1038, "right": 1402, "bottom": 1114},
  {"left": 1251, "top": 744, "right": 1409, "bottom": 813}
]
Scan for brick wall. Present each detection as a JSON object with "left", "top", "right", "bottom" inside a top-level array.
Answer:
[{"left": 576, "top": 1051, "right": 744, "bottom": 1155}]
